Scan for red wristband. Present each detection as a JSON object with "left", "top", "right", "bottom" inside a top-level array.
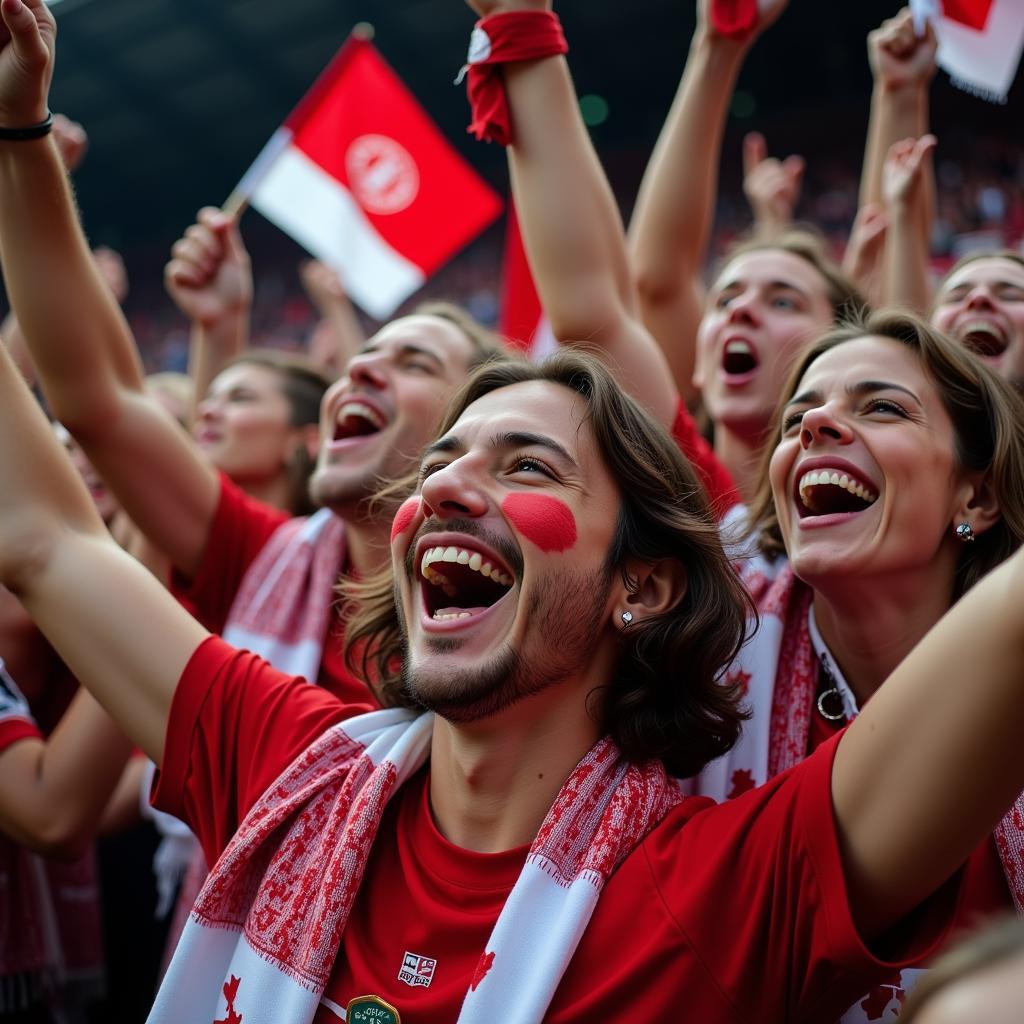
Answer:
[
  {"left": 461, "top": 10, "right": 568, "bottom": 146},
  {"left": 710, "top": 0, "right": 759, "bottom": 39}
]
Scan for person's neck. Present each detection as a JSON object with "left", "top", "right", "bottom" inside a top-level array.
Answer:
[
  {"left": 713, "top": 422, "right": 764, "bottom": 505},
  {"left": 239, "top": 473, "right": 296, "bottom": 515},
  {"left": 428, "top": 685, "right": 604, "bottom": 853},
  {"left": 811, "top": 564, "right": 956, "bottom": 707}
]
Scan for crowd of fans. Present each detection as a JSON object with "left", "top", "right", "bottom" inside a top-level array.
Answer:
[{"left": 2, "top": 0, "right": 1024, "bottom": 1022}]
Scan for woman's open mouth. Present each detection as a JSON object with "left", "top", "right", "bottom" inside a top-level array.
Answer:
[
  {"left": 720, "top": 338, "right": 760, "bottom": 382},
  {"left": 795, "top": 467, "right": 878, "bottom": 519}
]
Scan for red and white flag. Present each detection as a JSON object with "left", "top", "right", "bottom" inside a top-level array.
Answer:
[
  {"left": 911, "top": 0, "right": 1024, "bottom": 103},
  {"left": 498, "top": 200, "right": 556, "bottom": 360},
  {"left": 234, "top": 34, "right": 502, "bottom": 319}
]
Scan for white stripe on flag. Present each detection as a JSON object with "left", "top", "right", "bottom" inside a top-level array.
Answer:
[
  {"left": 249, "top": 145, "right": 426, "bottom": 319},
  {"left": 934, "top": 0, "right": 1024, "bottom": 103}
]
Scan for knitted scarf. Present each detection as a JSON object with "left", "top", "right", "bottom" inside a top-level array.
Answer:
[
  {"left": 148, "top": 709, "right": 684, "bottom": 1024},
  {"left": 152, "top": 508, "right": 350, "bottom": 962}
]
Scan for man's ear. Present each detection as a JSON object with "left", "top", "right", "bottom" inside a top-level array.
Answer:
[
  {"left": 952, "top": 471, "right": 1001, "bottom": 540},
  {"left": 613, "top": 556, "right": 687, "bottom": 629}
]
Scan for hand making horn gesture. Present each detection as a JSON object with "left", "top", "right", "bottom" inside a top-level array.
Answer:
[{"left": 0, "top": 0, "right": 54, "bottom": 130}]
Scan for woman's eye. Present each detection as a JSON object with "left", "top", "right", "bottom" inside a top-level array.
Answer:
[
  {"left": 865, "top": 398, "right": 907, "bottom": 417},
  {"left": 419, "top": 462, "right": 448, "bottom": 480},
  {"left": 772, "top": 296, "right": 798, "bottom": 311},
  {"left": 782, "top": 410, "right": 804, "bottom": 432},
  {"left": 512, "top": 456, "right": 552, "bottom": 476}
]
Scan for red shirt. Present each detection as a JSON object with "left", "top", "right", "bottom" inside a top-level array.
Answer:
[
  {"left": 154, "top": 637, "right": 957, "bottom": 1024},
  {"left": 0, "top": 717, "right": 40, "bottom": 753},
  {"left": 671, "top": 398, "right": 741, "bottom": 518},
  {"left": 172, "top": 472, "right": 370, "bottom": 705}
]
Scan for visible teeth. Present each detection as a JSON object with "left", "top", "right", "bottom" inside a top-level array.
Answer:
[
  {"left": 432, "top": 610, "right": 474, "bottom": 621},
  {"left": 798, "top": 468, "right": 877, "bottom": 504},
  {"left": 725, "top": 339, "right": 753, "bottom": 355},
  {"left": 337, "top": 401, "right": 386, "bottom": 430},
  {"left": 419, "top": 546, "right": 515, "bottom": 588}
]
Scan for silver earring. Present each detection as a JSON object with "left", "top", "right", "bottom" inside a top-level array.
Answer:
[
  {"left": 955, "top": 522, "right": 975, "bottom": 543},
  {"left": 620, "top": 611, "right": 633, "bottom": 626}
]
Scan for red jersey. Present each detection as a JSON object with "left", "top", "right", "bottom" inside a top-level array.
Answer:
[
  {"left": 154, "top": 637, "right": 957, "bottom": 1024},
  {"left": 172, "top": 472, "right": 369, "bottom": 705}
]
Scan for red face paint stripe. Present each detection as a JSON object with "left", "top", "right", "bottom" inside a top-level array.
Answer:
[
  {"left": 390, "top": 497, "right": 421, "bottom": 541},
  {"left": 502, "top": 493, "right": 577, "bottom": 552}
]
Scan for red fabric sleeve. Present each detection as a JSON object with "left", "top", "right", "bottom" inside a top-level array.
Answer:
[
  {"left": 671, "top": 397, "right": 742, "bottom": 519},
  {"left": 151, "top": 635, "right": 354, "bottom": 868},
  {"left": 170, "top": 471, "right": 291, "bottom": 634},
  {"left": 649, "top": 732, "right": 961, "bottom": 1021},
  {"left": 0, "top": 717, "right": 42, "bottom": 752}
]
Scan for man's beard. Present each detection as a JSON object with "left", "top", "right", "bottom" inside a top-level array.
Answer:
[{"left": 399, "top": 561, "right": 612, "bottom": 724}]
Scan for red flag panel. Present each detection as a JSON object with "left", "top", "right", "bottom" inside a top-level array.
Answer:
[
  {"left": 286, "top": 38, "right": 502, "bottom": 275},
  {"left": 942, "top": 0, "right": 994, "bottom": 30}
]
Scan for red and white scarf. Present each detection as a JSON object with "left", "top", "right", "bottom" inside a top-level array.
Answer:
[
  {"left": 693, "top": 557, "right": 1024, "bottom": 1022},
  {"left": 149, "top": 709, "right": 684, "bottom": 1024},
  {"left": 151, "top": 508, "right": 349, "bottom": 957},
  {"left": 223, "top": 507, "right": 348, "bottom": 681}
]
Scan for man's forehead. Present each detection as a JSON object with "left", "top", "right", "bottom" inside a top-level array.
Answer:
[
  {"left": 366, "top": 315, "right": 472, "bottom": 363},
  {"left": 457, "top": 380, "right": 587, "bottom": 433},
  {"left": 943, "top": 258, "right": 1024, "bottom": 291}
]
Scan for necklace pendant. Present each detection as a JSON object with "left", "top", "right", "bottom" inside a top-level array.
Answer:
[
  {"left": 346, "top": 994, "right": 401, "bottom": 1023},
  {"left": 816, "top": 686, "right": 846, "bottom": 722}
]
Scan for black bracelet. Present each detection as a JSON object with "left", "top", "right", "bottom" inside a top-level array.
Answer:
[{"left": 0, "top": 112, "right": 53, "bottom": 141}]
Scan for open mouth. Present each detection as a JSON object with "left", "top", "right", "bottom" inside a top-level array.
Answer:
[
  {"left": 957, "top": 320, "right": 1008, "bottom": 359},
  {"left": 333, "top": 400, "right": 387, "bottom": 442},
  {"left": 721, "top": 339, "right": 759, "bottom": 377},
  {"left": 796, "top": 468, "right": 878, "bottom": 518},
  {"left": 419, "top": 544, "right": 515, "bottom": 620}
]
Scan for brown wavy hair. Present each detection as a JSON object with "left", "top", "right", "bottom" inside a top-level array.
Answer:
[
  {"left": 714, "top": 227, "right": 868, "bottom": 320},
  {"left": 746, "top": 309, "right": 1024, "bottom": 600},
  {"left": 342, "top": 350, "right": 755, "bottom": 777}
]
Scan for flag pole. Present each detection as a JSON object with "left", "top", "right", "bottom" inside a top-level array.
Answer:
[{"left": 222, "top": 22, "right": 374, "bottom": 220}]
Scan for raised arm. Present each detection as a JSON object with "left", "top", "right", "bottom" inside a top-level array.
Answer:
[
  {"left": 628, "top": 1, "right": 786, "bottom": 401},
  {"left": 833, "top": 544, "right": 1024, "bottom": 939},
  {"left": 880, "top": 134, "right": 936, "bottom": 313},
  {"left": 741, "top": 131, "right": 804, "bottom": 238},
  {"left": 166, "top": 206, "right": 253, "bottom": 420},
  {"left": 0, "top": 682, "right": 132, "bottom": 858},
  {"left": 854, "top": 7, "right": 936, "bottom": 292},
  {"left": 299, "top": 259, "right": 364, "bottom": 377},
  {"left": 468, "top": 0, "right": 676, "bottom": 427},
  {"left": 0, "top": 4, "right": 219, "bottom": 579},
  {"left": 0, "top": 304, "right": 206, "bottom": 763}
]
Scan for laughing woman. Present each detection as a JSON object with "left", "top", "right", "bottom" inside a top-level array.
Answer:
[{"left": 693, "top": 308, "right": 1024, "bottom": 1022}]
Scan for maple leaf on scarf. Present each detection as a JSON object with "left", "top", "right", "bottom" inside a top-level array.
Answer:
[{"left": 214, "top": 975, "right": 243, "bottom": 1024}]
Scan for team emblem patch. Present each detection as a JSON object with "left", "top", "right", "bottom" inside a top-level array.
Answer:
[
  {"left": 397, "top": 951, "right": 437, "bottom": 988},
  {"left": 346, "top": 135, "right": 420, "bottom": 215}
]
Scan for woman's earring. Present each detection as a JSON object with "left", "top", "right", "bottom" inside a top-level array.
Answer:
[
  {"left": 620, "top": 611, "right": 634, "bottom": 626},
  {"left": 955, "top": 522, "right": 975, "bottom": 543}
]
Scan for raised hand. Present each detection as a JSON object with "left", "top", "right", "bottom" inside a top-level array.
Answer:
[
  {"left": 842, "top": 203, "right": 888, "bottom": 307},
  {"left": 696, "top": 0, "right": 788, "bottom": 46},
  {"left": 882, "top": 135, "right": 937, "bottom": 209},
  {"left": 742, "top": 131, "right": 803, "bottom": 229},
  {"left": 51, "top": 112, "right": 86, "bottom": 171},
  {"left": 299, "top": 260, "right": 347, "bottom": 314},
  {"left": 164, "top": 208, "right": 252, "bottom": 329},
  {"left": 0, "top": 0, "right": 54, "bottom": 127},
  {"left": 868, "top": 7, "right": 937, "bottom": 90}
]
